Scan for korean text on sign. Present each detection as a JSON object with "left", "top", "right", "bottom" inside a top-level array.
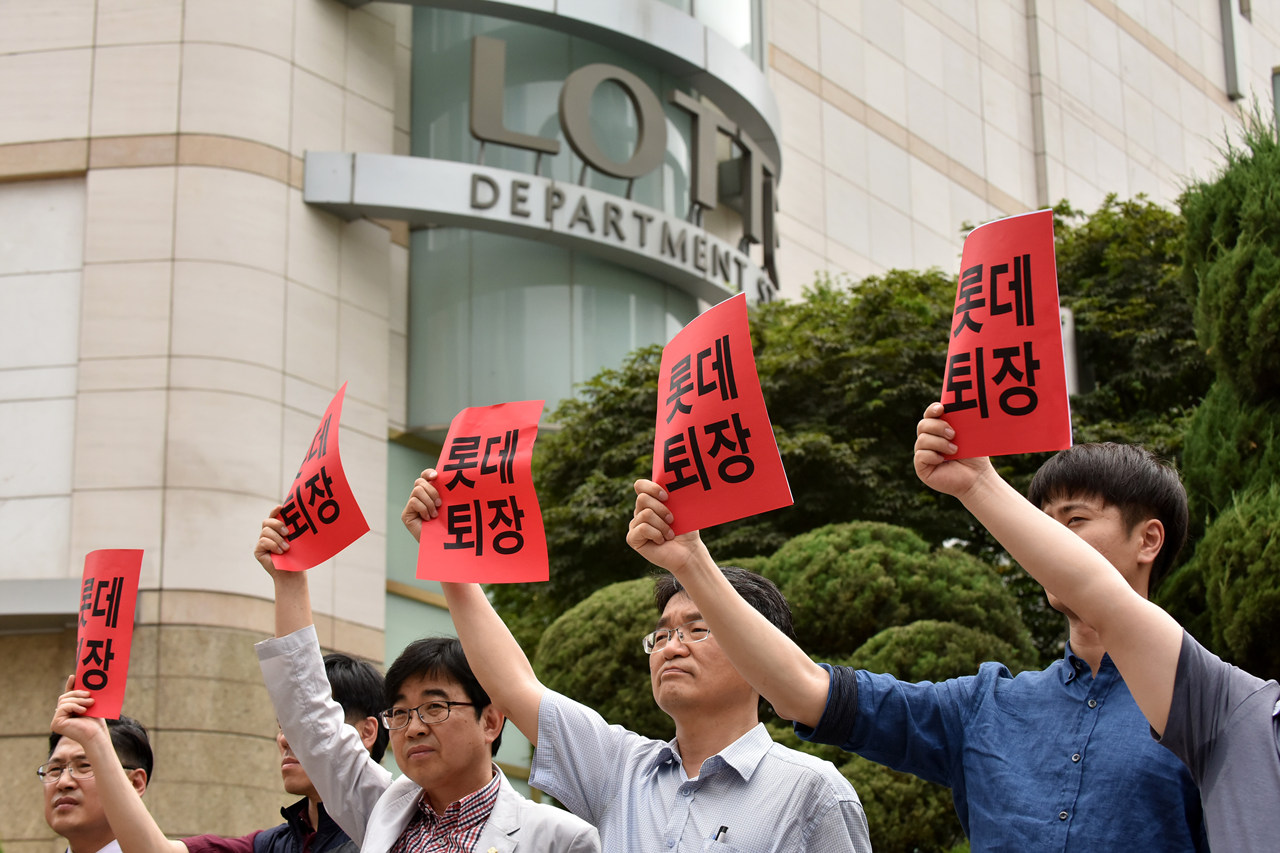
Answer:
[
  {"left": 417, "top": 400, "right": 549, "bottom": 583},
  {"left": 652, "top": 292, "right": 792, "bottom": 533},
  {"left": 272, "top": 382, "right": 370, "bottom": 572},
  {"left": 941, "top": 209, "right": 1071, "bottom": 459},
  {"left": 75, "top": 550, "right": 143, "bottom": 719}
]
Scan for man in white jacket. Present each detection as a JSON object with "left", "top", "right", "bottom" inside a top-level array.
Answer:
[{"left": 254, "top": 510, "right": 599, "bottom": 853}]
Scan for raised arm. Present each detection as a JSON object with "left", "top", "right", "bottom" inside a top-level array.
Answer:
[
  {"left": 625, "top": 479, "right": 831, "bottom": 727},
  {"left": 914, "top": 401, "right": 1184, "bottom": 733},
  {"left": 253, "top": 512, "right": 390, "bottom": 842},
  {"left": 401, "top": 469, "right": 546, "bottom": 743},
  {"left": 253, "top": 507, "right": 313, "bottom": 637},
  {"left": 50, "top": 679, "right": 186, "bottom": 853}
]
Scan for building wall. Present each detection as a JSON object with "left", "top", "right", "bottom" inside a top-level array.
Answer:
[
  {"left": 4, "top": 0, "right": 1280, "bottom": 849},
  {"left": 766, "top": 0, "right": 1280, "bottom": 295},
  {"left": 0, "top": 0, "right": 407, "bottom": 847}
]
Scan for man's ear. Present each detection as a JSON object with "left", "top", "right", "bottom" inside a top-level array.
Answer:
[
  {"left": 129, "top": 767, "right": 149, "bottom": 797},
  {"left": 355, "top": 716, "right": 380, "bottom": 752},
  {"left": 480, "top": 705, "right": 505, "bottom": 745},
  {"left": 1137, "top": 518, "right": 1165, "bottom": 567}
]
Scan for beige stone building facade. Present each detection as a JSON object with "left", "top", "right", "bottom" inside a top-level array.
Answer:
[{"left": 3, "top": 1, "right": 1279, "bottom": 850}]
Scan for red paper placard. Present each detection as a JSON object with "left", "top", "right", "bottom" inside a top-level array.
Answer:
[
  {"left": 272, "top": 382, "right": 370, "bottom": 571},
  {"left": 417, "top": 400, "right": 548, "bottom": 583},
  {"left": 941, "top": 209, "right": 1072, "bottom": 459},
  {"left": 651, "top": 292, "right": 792, "bottom": 533},
  {"left": 75, "top": 550, "right": 143, "bottom": 719}
]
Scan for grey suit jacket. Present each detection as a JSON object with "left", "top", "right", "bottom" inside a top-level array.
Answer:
[{"left": 257, "top": 626, "right": 598, "bottom": 853}]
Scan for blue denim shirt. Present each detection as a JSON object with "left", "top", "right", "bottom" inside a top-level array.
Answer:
[{"left": 797, "top": 647, "right": 1208, "bottom": 852}]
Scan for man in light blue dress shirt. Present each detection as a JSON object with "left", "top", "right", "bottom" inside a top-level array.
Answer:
[{"left": 402, "top": 468, "right": 871, "bottom": 852}]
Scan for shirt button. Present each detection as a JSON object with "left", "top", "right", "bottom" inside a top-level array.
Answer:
[
  {"left": 1059, "top": 811, "right": 1069, "bottom": 821},
  {"left": 1087, "top": 699, "right": 1097, "bottom": 708},
  {"left": 667, "top": 841, "right": 675, "bottom": 848},
  {"left": 1071, "top": 753, "right": 1081, "bottom": 763}
]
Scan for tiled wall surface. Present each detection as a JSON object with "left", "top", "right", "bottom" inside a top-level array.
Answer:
[
  {"left": 0, "top": 1, "right": 408, "bottom": 847},
  {"left": 766, "top": 0, "right": 1280, "bottom": 296}
]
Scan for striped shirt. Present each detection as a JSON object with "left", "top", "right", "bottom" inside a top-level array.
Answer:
[
  {"left": 531, "top": 691, "right": 871, "bottom": 852},
  {"left": 389, "top": 770, "right": 500, "bottom": 853}
]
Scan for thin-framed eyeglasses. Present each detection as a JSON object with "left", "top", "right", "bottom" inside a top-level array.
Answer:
[
  {"left": 380, "top": 700, "right": 474, "bottom": 730},
  {"left": 36, "top": 760, "right": 138, "bottom": 784},
  {"left": 642, "top": 619, "right": 712, "bottom": 654}
]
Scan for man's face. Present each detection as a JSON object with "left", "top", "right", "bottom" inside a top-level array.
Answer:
[
  {"left": 648, "top": 592, "right": 756, "bottom": 719},
  {"left": 387, "top": 674, "right": 497, "bottom": 799},
  {"left": 1041, "top": 494, "right": 1153, "bottom": 615},
  {"left": 43, "top": 737, "right": 110, "bottom": 845},
  {"left": 276, "top": 727, "right": 319, "bottom": 799}
]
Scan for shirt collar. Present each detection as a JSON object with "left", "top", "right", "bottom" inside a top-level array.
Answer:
[
  {"left": 643, "top": 724, "right": 773, "bottom": 783},
  {"left": 415, "top": 765, "right": 501, "bottom": 830},
  {"left": 1061, "top": 641, "right": 1115, "bottom": 684}
]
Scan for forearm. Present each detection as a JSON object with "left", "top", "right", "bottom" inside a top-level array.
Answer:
[
  {"left": 673, "top": 545, "right": 830, "bottom": 726},
  {"left": 81, "top": 736, "right": 184, "bottom": 853},
  {"left": 440, "top": 582, "right": 545, "bottom": 742},
  {"left": 272, "top": 571, "right": 313, "bottom": 637},
  {"left": 958, "top": 470, "right": 1182, "bottom": 729}
]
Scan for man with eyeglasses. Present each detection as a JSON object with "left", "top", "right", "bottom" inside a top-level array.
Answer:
[
  {"left": 252, "top": 507, "right": 600, "bottom": 853},
  {"left": 45, "top": 651, "right": 385, "bottom": 853},
  {"left": 401, "top": 469, "right": 870, "bottom": 852},
  {"left": 41, "top": 710, "right": 152, "bottom": 853}
]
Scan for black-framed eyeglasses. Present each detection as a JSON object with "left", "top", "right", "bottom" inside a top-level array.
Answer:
[
  {"left": 642, "top": 619, "right": 712, "bottom": 654},
  {"left": 380, "top": 701, "right": 474, "bottom": 730},
  {"left": 36, "top": 760, "right": 139, "bottom": 784}
]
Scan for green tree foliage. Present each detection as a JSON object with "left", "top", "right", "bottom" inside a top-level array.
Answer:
[
  {"left": 1180, "top": 383, "right": 1280, "bottom": 525},
  {"left": 532, "top": 577, "right": 674, "bottom": 740},
  {"left": 1163, "top": 113, "right": 1280, "bottom": 649},
  {"left": 761, "top": 523, "right": 1035, "bottom": 664},
  {"left": 1181, "top": 114, "right": 1280, "bottom": 403},
  {"left": 498, "top": 195, "right": 1205, "bottom": 660},
  {"left": 1182, "top": 486, "right": 1280, "bottom": 680},
  {"left": 842, "top": 620, "right": 1032, "bottom": 683}
]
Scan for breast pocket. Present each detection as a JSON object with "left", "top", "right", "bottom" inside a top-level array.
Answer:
[{"left": 701, "top": 841, "right": 743, "bottom": 853}]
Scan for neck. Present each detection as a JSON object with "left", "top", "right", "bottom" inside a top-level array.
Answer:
[
  {"left": 1067, "top": 617, "right": 1106, "bottom": 676},
  {"left": 424, "top": 764, "right": 495, "bottom": 815},
  {"left": 66, "top": 830, "right": 116, "bottom": 853},
  {"left": 671, "top": 704, "right": 758, "bottom": 778},
  {"left": 306, "top": 796, "right": 321, "bottom": 833}
]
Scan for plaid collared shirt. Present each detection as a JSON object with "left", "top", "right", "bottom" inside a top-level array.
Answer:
[{"left": 389, "top": 770, "right": 501, "bottom": 853}]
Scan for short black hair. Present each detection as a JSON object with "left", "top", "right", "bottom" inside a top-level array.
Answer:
[
  {"left": 1028, "top": 442, "right": 1189, "bottom": 590},
  {"left": 384, "top": 637, "right": 503, "bottom": 756},
  {"left": 324, "top": 653, "right": 389, "bottom": 763},
  {"left": 654, "top": 566, "right": 795, "bottom": 640},
  {"left": 49, "top": 715, "right": 154, "bottom": 783}
]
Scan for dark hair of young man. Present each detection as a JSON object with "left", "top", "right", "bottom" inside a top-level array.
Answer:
[
  {"left": 324, "top": 652, "right": 390, "bottom": 763},
  {"left": 48, "top": 715, "right": 155, "bottom": 783},
  {"left": 1027, "top": 442, "right": 1189, "bottom": 589},
  {"left": 654, "top": 566, "right": 796, "bottom": 640},
  {"left": 383, "top": 637, "right": 503, "bottom": 755}
]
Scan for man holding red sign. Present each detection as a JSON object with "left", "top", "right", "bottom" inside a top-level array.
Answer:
[
  {"left": 628, "top": 422, "right": 1209, "bottom": 851},
  {"left": 403, "top": 469, "right": 871, "bottom": 852}
]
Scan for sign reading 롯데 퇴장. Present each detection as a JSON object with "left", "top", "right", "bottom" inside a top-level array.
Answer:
[{"left": 941, "top": 209, "right": 1071, "bottom": 458}]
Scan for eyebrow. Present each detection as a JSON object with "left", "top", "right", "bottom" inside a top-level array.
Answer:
[
  {"left": 655, "top": 611, "right": 703, "bottom": 630},
  {"left": 393, "top": 687, "right": 452, "bottom": 704}
]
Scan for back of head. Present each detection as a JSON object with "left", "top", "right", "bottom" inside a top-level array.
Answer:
[
  {"left": 384, "top": 637, "right": 502, "bottom": 755},
  {"left": 49, "top": 715, "right": 154, "bottom": 783},
  {"left": 324, "top": 653, "right": 390, "bottom": 763},
  {"left": 654, "top": 565, "right": 795, "bottom": 639},
  {"left": 1028, "top": 442, "right": 1188, "bottom": 589}
]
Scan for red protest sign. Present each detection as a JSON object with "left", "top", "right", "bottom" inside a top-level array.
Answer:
[
  {"left": 75, "top": 550, "right": 142, "bottom": 720},
  {"left": 272, "top": 382, "right": 370, "bottom": 571},
  {"left": 417, "top": 400, "right": 548, "bottom": 583},
  {"left": 941, "top": 209, "right": 1071, "bottom": 459},
  {"left": 652, "top": 292, "right": 792, "bottom": 533}
]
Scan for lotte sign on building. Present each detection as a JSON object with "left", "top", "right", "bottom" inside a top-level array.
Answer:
[{"left": 306, "top": 31, "right": 782, "bottom": 304}]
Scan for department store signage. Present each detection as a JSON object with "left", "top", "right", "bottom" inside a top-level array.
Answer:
[{"left": 304, "top": 36, "right": 780, "bottom": 304}]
